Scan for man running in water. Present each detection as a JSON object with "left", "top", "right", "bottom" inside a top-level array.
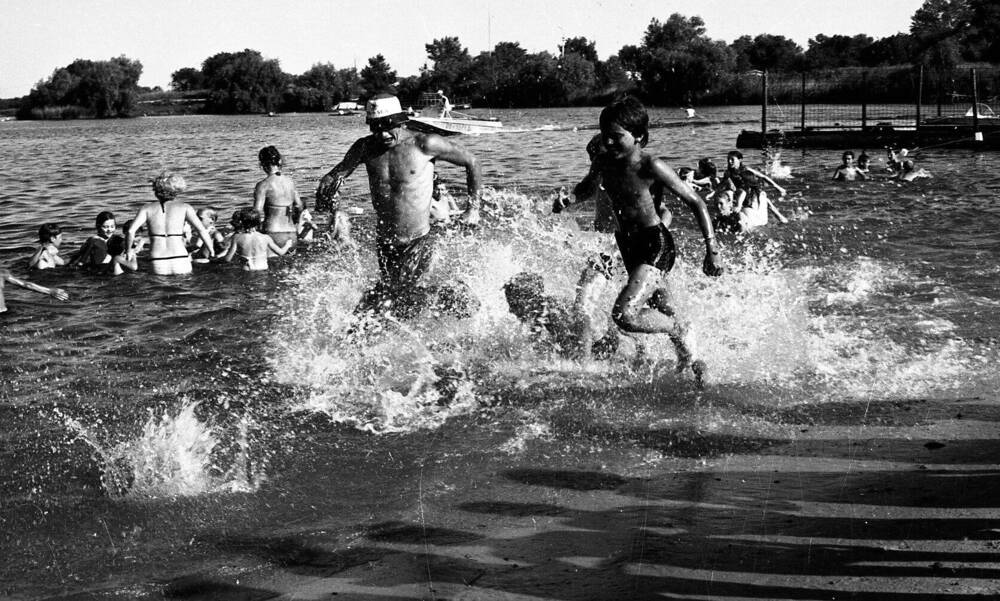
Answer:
[{"left": 315, "top": 93, "right": 481, "bottom": 319}]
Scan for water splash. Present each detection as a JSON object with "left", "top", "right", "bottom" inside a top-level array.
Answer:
[
  {"left": 55, "top": 400, "right": 259, "bottom": 498},
  {"left": 270, "top": 188, "right": 995, "bottom": 434}
]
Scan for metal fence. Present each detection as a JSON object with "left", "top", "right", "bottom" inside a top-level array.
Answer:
[{"left": 758, "top": 65, "right": 1000, "bottom": 131}]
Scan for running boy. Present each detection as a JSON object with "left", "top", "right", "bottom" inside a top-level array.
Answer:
[{"left": 573, "top": 97, "right": 723, "bottom": 384}]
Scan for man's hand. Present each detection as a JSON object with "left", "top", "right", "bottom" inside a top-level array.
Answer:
[
  {"left": 551, "top": 186, "right": 570, "bottom": 213},
  {"left": 315, "top": 174, "right": 343, "bottom": 211},
  {"left": 458, "top": 206, "right": 480, "bottom": 226},
  {"left": 703, "top": 251, "right": 724, "bottom": 277}
]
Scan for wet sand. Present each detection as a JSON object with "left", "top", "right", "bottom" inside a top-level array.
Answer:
[{"left": 129, "top": 395, "right": 1000, "bottom": 601}]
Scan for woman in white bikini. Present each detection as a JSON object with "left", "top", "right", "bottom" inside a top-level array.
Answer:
[{"left": 126, "top": 173, "right": 216, "bottom": 275}]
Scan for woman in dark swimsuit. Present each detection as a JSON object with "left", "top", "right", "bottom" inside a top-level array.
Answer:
[{"left": 253, "top": 146, "right": 304, "bottom": 253}]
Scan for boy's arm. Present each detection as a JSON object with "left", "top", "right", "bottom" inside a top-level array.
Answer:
[
  {"left": 572, "top": 160, "right": 603, "bottom": 205},
  {"left": 316, "top": 137, "right": 369, "bottom": 211},
  {"left": 117, "top": 255, "right": 138, "bottom": 272},
  {"left": 747, "top": 166, "right": 786, "bottom": 196},
  {"left": 126, "top": 210, "right": 147, "bottom": 260},
  {"left": 27, "top": 247, "right": 46, "bottom": 269},
  {"left": 268, "top": 238, "right": 293, "bottom": 256},
  {"left": 221, "top": 237, "right": 238, "bottom": 262},
  {"left": 423, "top": 134, "right": 481, "bottom": 225},
  {"left": 650, "top": 158, "right": 723, "bottom": 277},
  {"left": 5, "top": 273, "right": 69, "bottom": 301}
]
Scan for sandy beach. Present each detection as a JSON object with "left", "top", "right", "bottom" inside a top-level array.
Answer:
[{"left": 100, "top": 393, "right": 997, "bottom": 601}]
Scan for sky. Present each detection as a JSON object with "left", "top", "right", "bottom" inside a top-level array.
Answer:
[{"left": 0, "top": 0, "right": 927, "bottom": 98}]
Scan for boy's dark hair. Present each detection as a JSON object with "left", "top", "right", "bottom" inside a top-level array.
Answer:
[
  {"left": 727, "top": 150, "right": 743, "bottom": 161},
  {"left": 697, "top": 157, "right": 717, "bottom": 177},
  {"left": 858, "top": 152, "right": 870, "bottom": 163},
  {"left": 106, "top": 234, "right": 127, "bottom": 257},
  {"left": 258, "top": 145, "right": 282, "bottom": 168},
  {"left": 842, "top": 150, "right": 855, "bottom": 160},
  {"left": 678, "top": 167, "right": 694, "bottom": 177},
  {"left": 38, "top": 223, "right": 61, "bottom": 243},
  {"left": 599, "top": 96, "right": 649, "bottom": 147},
  {"left": 95, "top": 211, "right": 115, "bottom": 229}
]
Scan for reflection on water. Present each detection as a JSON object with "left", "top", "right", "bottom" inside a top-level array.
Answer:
[{"left": 1, "top": 107, "right": 999, "bottom": 597}]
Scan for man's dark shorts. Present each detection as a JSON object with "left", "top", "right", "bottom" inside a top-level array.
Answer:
[
  {"left": 377, "top": 232, "right": 435, "bottom": 289},
  {"left": 615, "top": 223, "right": 676, "bottom": 275}
]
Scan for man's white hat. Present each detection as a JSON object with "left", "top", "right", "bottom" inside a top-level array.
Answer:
[{"left": 366, "top": 94, "right": 408, "bottom": 126}]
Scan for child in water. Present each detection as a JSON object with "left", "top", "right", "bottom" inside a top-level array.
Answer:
[
  {"left": 69, "top": 211, "right": 116, "bottom": 270},
  {"left": 190, "top": 208, "right": 226, "bottom": 262},
  {"left": 1, "top": 268, "right": 69, "bottom": 313},
  {"left": 430, "top": 175, "right": 461, "bottom": 223},
  {"left": 104, "top": 235, "right": 138, "bottom": 276},
  {"left": 832, "top": 150, "right": 868, "bottom": 181},
  {"left": 857, "top": 152, "right": 871, "bottom": 174},
  {"left": 572, "top": 96, "right": 723, "bottom": 385},
  {"left": 28, "top": 224, "right": 65, "bottom": 270},
  {"left": 222, "top": 207, "right": 292, "bottom": 271}
]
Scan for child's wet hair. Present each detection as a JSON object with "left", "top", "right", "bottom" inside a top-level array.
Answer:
[
  {"left": 231, "top": 207, "right": 261, "bottom": 232},
  {"left": 197, "top": 207, "right": 218, "bottom": 221},
  {"left": 678, "top": 167, "right": 694, "bottom": 179},
  {"left": 96, "top": 211, "right": 116, "bottom": 229},
  {"left": 258, "top": 145, "right": 283, "bottom": 168},
  {"left": 106, "top": 234, "right": 127, "bottom": 257},
  {"left": 599, "top": 96, "right": 649, "bottom": 147},
  {"left": 152, "top": 173, "right": 186, "bottom": 202},
  {"left": 858, "top": 152, "right": 870, "bottom": 164},
  {"left": 842, "top": 150, "right": 855, "bottom": 160},
  {"left": 38, "top": 223, "right": 61, "bottom": 243},
  {"left": 697, "top": 158, "right": 717, "bottom": 177},
  {"left": 727, "top": 150, "right": 743, "bottom": 161}
]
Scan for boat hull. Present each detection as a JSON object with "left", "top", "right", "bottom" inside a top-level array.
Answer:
[{"left": 408, "top": 116, "right": 503, "bottom": 136}]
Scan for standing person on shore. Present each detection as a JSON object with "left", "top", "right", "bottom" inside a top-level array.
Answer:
[
  {"left": 126, "top": 173, "right": 216, "bottom": 275},
  {"left": 573, "top": 97, "right": 724, "bottom": 385},
  {"left": 253, "top": 146, "right": 304, "bottom": 254},
  {"left": 315, "top": 93, "right": 482, "bottom": 318}
]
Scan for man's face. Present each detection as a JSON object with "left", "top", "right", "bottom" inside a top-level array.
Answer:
[{"left": 370, "top": 121, "right": 403, "bottom": 146}]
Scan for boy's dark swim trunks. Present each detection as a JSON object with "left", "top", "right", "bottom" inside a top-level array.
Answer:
[{"left": 615, "top": 223, "right": 676, "bottom": 274}]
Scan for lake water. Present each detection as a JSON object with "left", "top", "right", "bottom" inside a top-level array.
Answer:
[{"left": 1, "top": 106, "right": 998, "bottom": 598}]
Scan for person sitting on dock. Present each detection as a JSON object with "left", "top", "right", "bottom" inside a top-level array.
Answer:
[{"left": 832, "top": 150, "right": 868, "bottom": 181}]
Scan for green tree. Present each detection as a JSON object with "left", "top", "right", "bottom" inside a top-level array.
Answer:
[
  {"left": 170, "top": 67, "right": 204, "bottom": 91},
  {"left": 626, "top": 15, "right": 734, "bottom": 104},
  {"left": 423, "top": 36, "right": 474, "bottom": 96},
  {"left": 201, "top": 49, "right": 288, "bottom": 113},
  {"left": 804, "top": 34, "right": 875, "bottom": 68},
  {"left": 859, "top": 33, "right": 916, "bottom": 66},
  {"left": 562, "top": 37, "right": 598, "bottom": 62},
  {"left": 731, "top": 34, "right": 803, "bottom": 71},
  {"left": 18, "top": 55, "right": 142, "bottom": 119},
  {"left": 360, "top": 54, "right": 397, "bottom": 98}
]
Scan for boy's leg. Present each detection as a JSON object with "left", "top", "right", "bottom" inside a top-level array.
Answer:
[{"left": 612, "top": 265, "right": 675, "bottom": 333}]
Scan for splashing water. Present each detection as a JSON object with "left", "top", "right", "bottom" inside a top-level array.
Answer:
[
  {"left": 268, "top": 187, "right": 994, "bottom": 434},
  {"left": 55, "top": 400, "right": 259, "bottom": 497}
]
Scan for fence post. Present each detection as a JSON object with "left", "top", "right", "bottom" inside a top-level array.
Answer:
[
  {"left": 800, "top": 72, "right": 806, "bottom": 132},
  {"left": 761, "top": 70, "right": 768, "bottom": 145},
  {"left": 972, "top": 68, "right": 981, "bottom": 142},
  {"left": 916, "top": 65, "right": 923, "bottom": 138},
  {"left": 862, "top": 71, "right": 868, "bottom": 131}
]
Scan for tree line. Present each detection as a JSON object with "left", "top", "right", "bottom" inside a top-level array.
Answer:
[{"left": 15, "top": 0, "right": 1000, "bottom": 119}]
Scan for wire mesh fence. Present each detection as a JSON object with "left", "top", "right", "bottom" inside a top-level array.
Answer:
[{"left": 752, "top": 65, "right": 1000, "bottom": 130}]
